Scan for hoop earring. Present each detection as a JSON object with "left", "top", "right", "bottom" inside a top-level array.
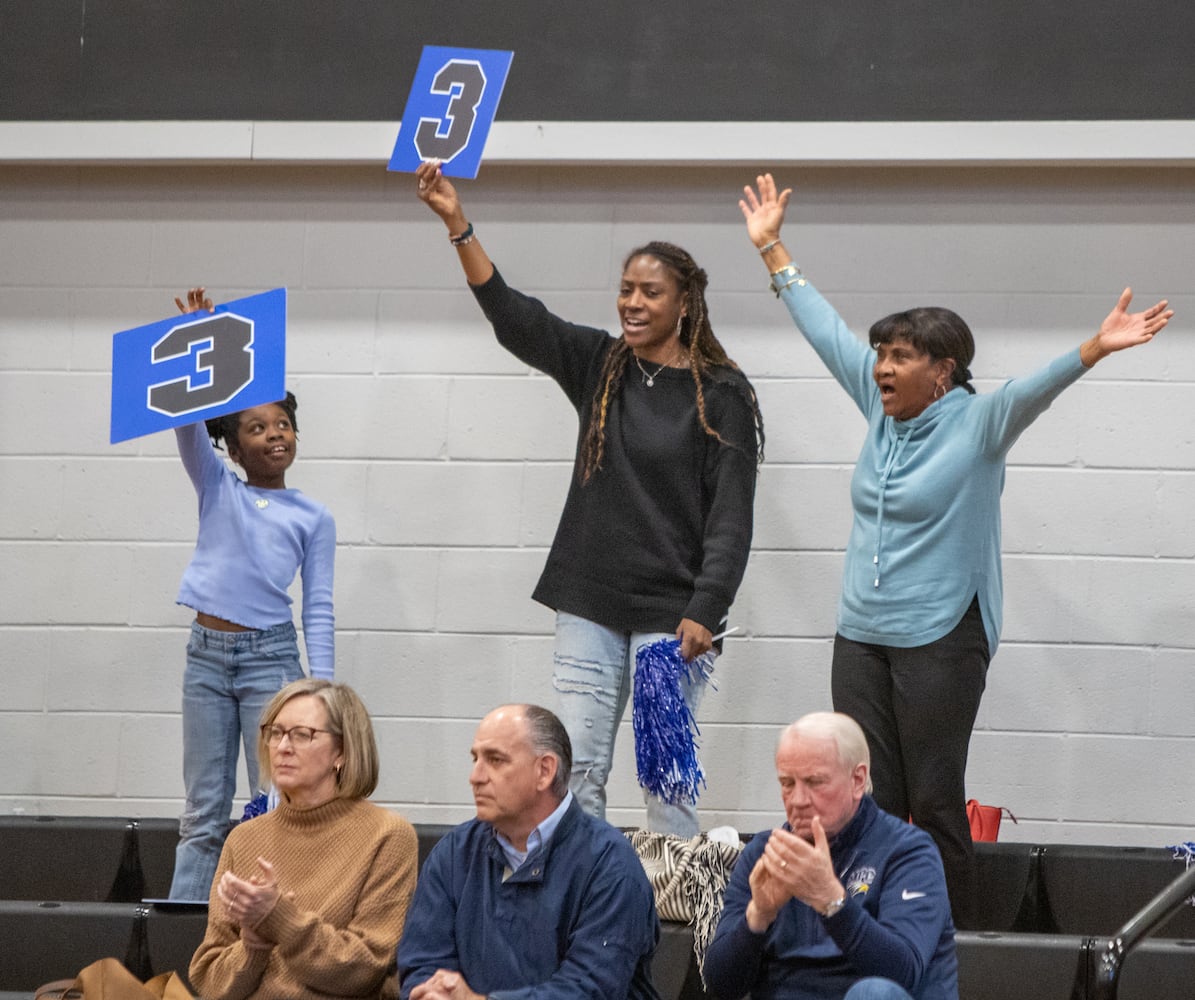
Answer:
[{"left": 934, "top": 383, "right": 946, "bottom": 401}]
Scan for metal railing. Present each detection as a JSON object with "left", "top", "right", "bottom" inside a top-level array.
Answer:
[{"left": 1087, "top": 861, "right": 1195, "bottom": 1000}]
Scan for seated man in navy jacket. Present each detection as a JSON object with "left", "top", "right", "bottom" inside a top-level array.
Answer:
[
  {"left": 704, "top": 712, "right": 958, "bottom": 1000},
  {"left": 397, "top": 703, "right": 660, "bottom": 1000}
]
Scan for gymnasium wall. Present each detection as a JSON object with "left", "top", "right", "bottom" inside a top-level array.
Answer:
[{"left": 1, "top": 161, "right": 1192, "bottom": 842}]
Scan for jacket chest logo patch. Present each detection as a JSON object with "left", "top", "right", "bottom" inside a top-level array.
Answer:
[{"left": 846, "top": 866, "right": 876, "bottom": 897}]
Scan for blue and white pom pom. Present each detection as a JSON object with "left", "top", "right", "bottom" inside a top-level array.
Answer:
[
  {"left": 632, "top": 629, "right": 733, "bottom": 806},
  {"left": 241, "top": 784, "right": 279, "bottom": 822},
  {"left": 241, "top": 792, "right": 270, "bottom": 821},
  {"left": 1167, "top": 841, "right": 1195, "bottom": 906}
]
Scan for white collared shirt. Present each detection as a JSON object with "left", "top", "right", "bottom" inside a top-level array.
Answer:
[{"left": 494, "top": 791, "right": 574, "bottom": 874}]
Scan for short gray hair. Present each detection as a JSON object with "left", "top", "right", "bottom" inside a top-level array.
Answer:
[{"left": 780, "top": 711, "right": 873, "bottom": 794}]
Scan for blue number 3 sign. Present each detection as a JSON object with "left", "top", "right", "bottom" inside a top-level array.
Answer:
[
  {"left": 389, "top": 46, "right": 514, "bottom": 180},
  {"left": 110, "top": 288, "right": 287, "bottom": 444}
]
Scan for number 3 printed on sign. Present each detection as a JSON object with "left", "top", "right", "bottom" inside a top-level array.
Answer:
[
  {"left": 148, "top": 314, "right": 255, "bottom": 417},
  {"left": 389, "top": 46, "right": 512, "bottom": 180},
  {"left": 110, "top": 287, "right": 285, "bottom": 444},
  {"left": 414, "top": 59, "right": 487, "bottom": 164}
]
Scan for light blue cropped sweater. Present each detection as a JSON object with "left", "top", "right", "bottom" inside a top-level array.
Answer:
[{"left": 174, "top": 423, "right": 336, "bottom": 677}]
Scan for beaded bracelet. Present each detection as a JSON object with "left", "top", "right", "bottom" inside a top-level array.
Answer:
[
  {"left": 449, "top": 222, "right": 475, "bottom": 246},
  {"left": 769, "top": 262, "right": 806, "bottom": 296}
]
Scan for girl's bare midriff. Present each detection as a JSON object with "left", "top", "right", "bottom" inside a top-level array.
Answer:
[{"left": 196, "top": 612, "right": 251, "bottom": 632}]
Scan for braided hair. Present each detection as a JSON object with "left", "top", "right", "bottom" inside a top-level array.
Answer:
[
  {"left": 578, "top": 242, "right": 765, "bottom": 483},
  {"left": 204, "top": 391, "right": 300, "bottom": 455}
]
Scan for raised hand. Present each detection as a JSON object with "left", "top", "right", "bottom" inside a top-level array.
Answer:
[
  {"left": 175, "top": 287, "right": 214, "bottom": 315},
  {"left": 1082, "top": 288, "right": 1174, "bottom": 366},
  {"left": 415, "top": 158, "right": 467, "bottom": 230},
  {"left": 414, "top": 158, "right": 493, "bottom": 285},
  {"left": 739, "top": 173, "right": 793, "bottom": 250},
  {"left": 1098, "top": 288, "right": 1172, "bottom": 351}
]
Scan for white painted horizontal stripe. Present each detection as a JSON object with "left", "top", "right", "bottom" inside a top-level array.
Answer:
[{"left": 1, "top": 119, "right": 1193, "bottom": 165}]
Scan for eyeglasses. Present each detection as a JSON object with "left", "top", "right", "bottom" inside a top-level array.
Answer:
[{"left": 260, "top": 724, "right": 332, "bottom": 748}]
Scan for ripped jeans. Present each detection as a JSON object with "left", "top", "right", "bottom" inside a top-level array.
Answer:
[{"left": 552, "top": 611, "right": 709, "bottom": 836}]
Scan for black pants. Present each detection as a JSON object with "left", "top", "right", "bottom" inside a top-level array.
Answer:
[{"left": 831, "top": 596, "right": 989, "bottom": 930}]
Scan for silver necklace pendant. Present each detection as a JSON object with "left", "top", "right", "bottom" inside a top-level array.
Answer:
[{"left": 635, "top": 354, "right": 668, "bottom": 387}]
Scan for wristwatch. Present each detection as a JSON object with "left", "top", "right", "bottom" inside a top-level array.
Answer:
[{"left": 821, "top": 894, "right": 847, "bottom": 918}]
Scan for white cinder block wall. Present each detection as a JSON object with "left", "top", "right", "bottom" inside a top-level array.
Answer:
[{"left": 1, "top": 163, "right": 1192, "bottom": 845}]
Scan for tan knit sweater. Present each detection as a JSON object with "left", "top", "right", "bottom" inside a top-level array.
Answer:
[{"left": 190, "top": 797, "right": 418, "bottom": 1000}]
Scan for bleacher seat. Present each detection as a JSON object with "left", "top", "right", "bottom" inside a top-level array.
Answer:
[
  {"left": 973, "top": 841, "right": 1038, "bottom": 931},
  {"left": 142, "top": 904, "right": 209, "bottom": 987},
  {"left": 4, "top": 818, "right": 1195, "bottom": 1000},
  {"left": 415, "top": 823, "right": 455, "bottom": 870},
  {"left": 0, "top": 816, "right": 138, "bottom": 902},
  {"left": 0, "top": 900, "right": 141, "bottom": 993},
  {"left": 955, "top": 930, "right": 1086, "bottom": 1000},
  {"left": 1038, "top": 845, "right": 1195, "bottom": 937},
  {"left": 652, "top": 921, "right": 698, "bottom": 1000},
  {"left": 1115, "top": 936, "right": 1195, "bottom": 999},
  {"left": 133, "top": 818, "right": 181, "bottom": 901}
]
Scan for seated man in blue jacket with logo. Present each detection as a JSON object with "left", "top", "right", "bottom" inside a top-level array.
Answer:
[
  {"left": 704, "top": 712, "right": 958, "bottom": 1000},
  {"left": 397, "top": 703, "right": 660, "bottom": 1000}
]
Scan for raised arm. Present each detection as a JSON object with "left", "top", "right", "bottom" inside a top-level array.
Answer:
[
  {"left": 1079, "top": 287, "right": 1172, "bottom": 367},
  {"left": 739, "top": 173, "right": 797, "bottom": 275},
  {"left": 172, "top": 286, "right": 226, "bottom": 491},
  {"left": 973, "top": 288, "right": 1174, "bottom": 457},
  {"left": 739, "top": 177, "right": 877, "bottom": 413},
  {"left": 415, "top": 159, "right": 495, "bottom": 287}
]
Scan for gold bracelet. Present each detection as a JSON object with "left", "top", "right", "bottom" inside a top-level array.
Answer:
[{"left": 769, "top": 263, "right": 806, "bottom": 297}]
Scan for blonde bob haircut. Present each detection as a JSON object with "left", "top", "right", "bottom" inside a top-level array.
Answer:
[{"left": 257, "top": 678, "right": 380, "bottom": 800}]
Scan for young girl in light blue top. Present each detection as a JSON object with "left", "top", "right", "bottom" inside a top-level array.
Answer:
[
  {"left": 168, "top": 287, "right": 336, "bottom": 900},
  {"left": 739, "top": 175, "right": 1172, "bottom": 929}
]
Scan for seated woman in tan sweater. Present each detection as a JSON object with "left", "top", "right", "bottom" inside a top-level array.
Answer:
[{"left": 190, "top": 679, "right": 418, "bottom": 1000}]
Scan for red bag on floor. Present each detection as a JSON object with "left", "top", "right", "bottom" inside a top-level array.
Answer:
[{"left": 967, "top": 799, "right": 1017, "bottom": 842}]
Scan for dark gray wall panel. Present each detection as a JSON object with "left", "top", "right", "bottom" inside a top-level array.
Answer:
[{"left": 1, "top": 3, "right": 1193, "bottom": 122}]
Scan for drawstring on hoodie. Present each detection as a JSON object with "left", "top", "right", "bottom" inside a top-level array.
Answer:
[{"left": 873, "top": 428, "right": 913, "bottom": 588}]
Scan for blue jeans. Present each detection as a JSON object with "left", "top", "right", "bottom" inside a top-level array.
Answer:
[
  {"left": 169, "top": 620, "right": 303, "bottom": 900},
  {"left": 551, "top": 612, "right": 711, "bottom": 837},
  {"left": 844, "top": 978, "right": 915, "bottom": 1000}
]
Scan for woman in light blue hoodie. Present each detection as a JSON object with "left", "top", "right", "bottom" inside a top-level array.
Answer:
[{"left": 739, "top": 174, "right": 1172, "bottom": 929}]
